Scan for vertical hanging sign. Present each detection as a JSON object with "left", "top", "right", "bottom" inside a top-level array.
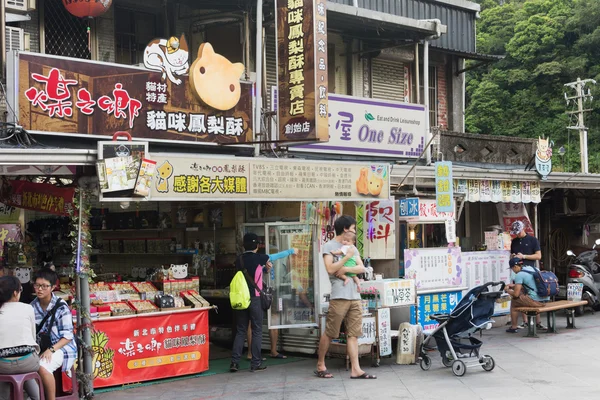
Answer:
[
  {"left": 276, "top": 0, "right": 329, "bottom": 143},
  {"left": 435, "top": 161, "right": 453, "bottom": 213}
]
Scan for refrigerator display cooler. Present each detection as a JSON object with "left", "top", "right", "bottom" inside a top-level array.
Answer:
[{"left": 243, "top": 222, "right": 325, "bottom": 354}]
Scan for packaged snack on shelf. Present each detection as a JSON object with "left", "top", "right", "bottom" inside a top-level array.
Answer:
[
  {"left": 162, "top": 280, "right": 172, "bottom": 294},
  {"left": 180, "top": 291, "right": 203, "bottom": 307},
  {"left": 173, "top": 296, "right": 186, "bottom": 308},
  {"left": 129, "top": 300, "right": 159, "bottom": 314},
  {"left": 108, "top": 282, "right": 138, "bottom": 299},
  {"left": 94, "top": 290, "right": 121, "bottom": 303},
  {"left": 90, "top": 282, "right": 111, "bottom": 293},
  {"left": 191, "top": 277, "right": 199, "bottom": 290},
  {"left": 105, "top": 302, "right": 135, "bottom": 316},
  {"left": 131, "top": 281, "right": 158, "bottom": 294},
  {"left": 97, "top": 306, "right": 111, "bottom": 319},
  {"left": 187, "top": 290, "right": 211, "bottom": 307}
]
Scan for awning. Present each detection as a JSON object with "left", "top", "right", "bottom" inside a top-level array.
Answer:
[
  {"left": 391, "top": 165, "right": 600, "bottom": 192},
  {"left": 0, "top": 148, "right": 96, "bottom": 167}
]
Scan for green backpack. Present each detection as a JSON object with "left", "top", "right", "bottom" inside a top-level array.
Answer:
[{"left": 230, "top": 270, "right": 251, "bottom": 310}]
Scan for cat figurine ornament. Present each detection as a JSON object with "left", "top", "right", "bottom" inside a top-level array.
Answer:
[{"left": 144, "top": 34, "right": 190, "bottom": 85}]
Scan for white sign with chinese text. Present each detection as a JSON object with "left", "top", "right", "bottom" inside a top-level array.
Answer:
[
  {"left": 293, "top": 94, "right": 427, "bottom": 158},
  {"left": 404, "top": 247, "right": 462, "bottom": 289},
  {"left": 445, "top": 219, "right": 457, "bottom": 243},
  {"left": 462, "top": 250, "right": 511, "bottom": 291},
  {"left": 363, "top": 200, "right": 396, "bottom": 259},
  {"left": 358, "top": 316, "right": 376, "bottom": 345},
  {"left": 377, "top": 308, "right": 392, "bottom": 356},
  {"left": 370, "top": 279, "right": 416, "bottom": 307}
]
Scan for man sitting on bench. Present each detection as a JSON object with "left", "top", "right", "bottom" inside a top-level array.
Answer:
[{"left": 505, "top": 258, "right": 549, "bottom": 333}]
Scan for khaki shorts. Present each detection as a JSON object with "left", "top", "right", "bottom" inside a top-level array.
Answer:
[
  {"left": 511, "top": 294, "right": 544, "bottom": 309},
  {"left": 325, "top": 299, "right": 362, "bottom": 338}
]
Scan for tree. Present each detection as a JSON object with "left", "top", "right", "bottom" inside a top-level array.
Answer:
[{"left": 466, "top": 0, "right": 600, "bottom": 172}]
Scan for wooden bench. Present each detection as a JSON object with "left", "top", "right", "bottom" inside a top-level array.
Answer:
[{"left": 514, "top": 300, "right": 588, "bottom": 337}]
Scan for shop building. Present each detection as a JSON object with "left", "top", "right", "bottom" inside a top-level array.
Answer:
[{"left": 0, "top": 0, "right": 510, "bottom": 394}]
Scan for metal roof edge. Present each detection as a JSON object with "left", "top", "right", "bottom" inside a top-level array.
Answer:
[
  {"left": 430, "top": 0, "right": 480, "bottom": 13},
  {"left": 327, "top": 2, "right": 448, "bottom": 35}
]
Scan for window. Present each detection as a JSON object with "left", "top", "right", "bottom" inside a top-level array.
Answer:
[
  {"left": 115, "top": 8, "right": 157, "bottom": 65},
  {"left": 204, "top": 24, "right": 243, "bottom": 64},
  {"left": 43, "top": 0, "right": 91, "bottom": 59},
  {"left": 418, "top": 65, "right": 438, "bottom": 128}
]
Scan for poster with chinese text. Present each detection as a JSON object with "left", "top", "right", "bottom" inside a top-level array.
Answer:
[{"left": 363, "top": 200, "right": 396, "bottom": 259}]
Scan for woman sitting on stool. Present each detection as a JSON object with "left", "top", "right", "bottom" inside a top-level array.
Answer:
[{"left": 0, "top": 276, "right": 42, "bottom": 400}]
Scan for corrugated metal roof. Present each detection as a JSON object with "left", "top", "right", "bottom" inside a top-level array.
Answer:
[{"left": 328, "top": 0, "right": 477, "bottom": 53}]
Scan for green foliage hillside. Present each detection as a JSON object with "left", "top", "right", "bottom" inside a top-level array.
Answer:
[{"left": 467, "top": 0, "right": 600, "bottom": 172}]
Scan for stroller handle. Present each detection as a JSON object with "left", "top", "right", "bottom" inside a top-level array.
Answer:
[{"left": 483, "top": 281, "right": 505, "bottom": 291}]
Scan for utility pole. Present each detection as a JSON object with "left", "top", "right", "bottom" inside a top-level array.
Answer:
[{"left": 564, "top": 78, "right": 596, "bottom": 173}]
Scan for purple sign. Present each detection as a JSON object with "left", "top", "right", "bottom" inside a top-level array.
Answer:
[{"left": 293, "top": 94, "right": 427, "bottom": 158}]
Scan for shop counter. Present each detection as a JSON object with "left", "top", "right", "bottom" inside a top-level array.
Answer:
[{"left": 92, "top": 307, "right": 212, "bottom": 388}]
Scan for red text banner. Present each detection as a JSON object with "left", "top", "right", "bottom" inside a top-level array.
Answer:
[
  {"left": 6, "top": 181, "right": 75, "bottom": 216},
  {"left": 92, "top": 309, "right": 209, "bottom": 388}
]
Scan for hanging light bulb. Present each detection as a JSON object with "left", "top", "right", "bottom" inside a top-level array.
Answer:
[{"left": 409, "top": 226, "right": 416, "bottom": 241}]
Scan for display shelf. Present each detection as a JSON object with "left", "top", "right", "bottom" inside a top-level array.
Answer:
[
  {"left": 91, "top": 252, "right": 196, "bottom": 256},
  {"left": 91, "top": 227, "right": 234, "bottom": 233}
]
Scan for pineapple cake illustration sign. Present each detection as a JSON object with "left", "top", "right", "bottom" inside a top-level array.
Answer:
[{"left": 93, "top": 310, "right": 209, "bottom": 387}]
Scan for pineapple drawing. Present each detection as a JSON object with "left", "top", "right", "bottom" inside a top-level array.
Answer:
[{"left": 91, "top": 331, "right": 114, "bottom": 379}]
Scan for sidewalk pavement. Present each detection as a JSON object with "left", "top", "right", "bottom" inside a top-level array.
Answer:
[{"left": 96, "top": 312, "right": 600, "bottom": 400}]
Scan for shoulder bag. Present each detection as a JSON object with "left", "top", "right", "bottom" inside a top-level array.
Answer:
[{"left": 36, "top": 300, "right": 66, "bottom": 354}]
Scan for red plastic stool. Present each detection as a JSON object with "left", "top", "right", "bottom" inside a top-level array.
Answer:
[{"left": 0, "top": 371, "right": 45, "bottom": 400}]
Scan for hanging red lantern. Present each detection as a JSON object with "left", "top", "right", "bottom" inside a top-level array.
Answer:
[{"left": 62, "top": 0, "right": 113, "bottom": 19}]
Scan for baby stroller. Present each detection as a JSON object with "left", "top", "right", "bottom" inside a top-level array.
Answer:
[{"left": 419, "top": 281, "right": 505, "bottom": 376}]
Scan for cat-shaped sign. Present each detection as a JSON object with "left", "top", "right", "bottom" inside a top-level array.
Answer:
[
  {"left": 535, "top": 137, "right": 553, "bottom": 180},
  {"left": 143, "top": 34, "right": 190, "bottom": 85},
  {"left": 189, "top": 43, "right": 245, "bottom": 111}
]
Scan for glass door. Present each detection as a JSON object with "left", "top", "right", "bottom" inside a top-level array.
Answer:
[{"left": 266, "top": 223, "right": 317, "bottom": 329}]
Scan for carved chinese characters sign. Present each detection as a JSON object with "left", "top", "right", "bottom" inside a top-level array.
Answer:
[
  {"left": 276, "top": 0, "right": 329, "bottom": 143},
  {"left": 14, "top": 51, "right": 252, "bottom": 144}
]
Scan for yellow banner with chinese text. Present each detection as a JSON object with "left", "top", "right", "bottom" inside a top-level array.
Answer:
[{"left": 150, "top": 156, "right": 390, "bottom": 201}]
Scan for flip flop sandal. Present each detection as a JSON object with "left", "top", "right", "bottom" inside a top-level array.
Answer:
[
  {"left": 314, "top": 369, "right": 334, "bottom": 379},
  {"left": 271, "top": 353, "right": 287, "bottom": 359},
  {"left": 350, "top": 373, "right": 377, "bottom": 379}
]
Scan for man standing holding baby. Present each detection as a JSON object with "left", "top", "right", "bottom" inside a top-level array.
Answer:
[{"left": 314, "top": 215, "right": 377, "bottom": 380}]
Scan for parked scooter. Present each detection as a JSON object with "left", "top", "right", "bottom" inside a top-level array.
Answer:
[{"left": 566, "top": 238, "right": 600, "bottom": 315}]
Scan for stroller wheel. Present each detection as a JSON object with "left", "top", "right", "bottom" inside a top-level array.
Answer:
[
  {"left": 451, "top": 360, "right": 467, "bottom": 377},
  {"left": 480, "top": 355, "right": 495, "bottom": 372},
  {"left": 419, "top": 356, "right": 432, "bottom": 371},
  {"left": 442, "top": 352, "right": 454, "bottom": 368}
]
